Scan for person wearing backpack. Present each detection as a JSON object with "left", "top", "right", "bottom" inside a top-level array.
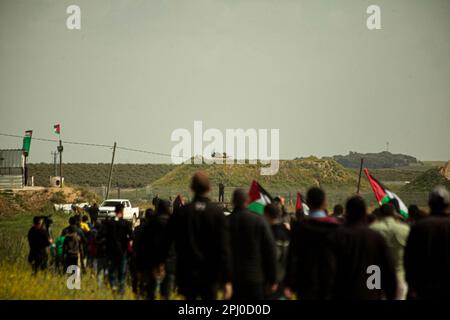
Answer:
[{"left": 63, "top": 225, "right": 82, "bottom": 271}]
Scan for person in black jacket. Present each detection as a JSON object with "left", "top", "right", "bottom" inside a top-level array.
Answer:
[
  {"left": 27, "top": 216, "right": 51, "bottom": 274},
  {"left": 136, "top": 200, "right": 176, "bottom": 299},
  {"left": 264, "top": 203, "right": 290, "bottom": 299},
  {"left": 88, "top": 203, "right": 99, "bottom": 224},
  {"left": 404, "top": 186, "right": 450, "bottom": 299},
  {"left": 285, "top": 187, "right": 340, "bottom": 299},
  {"left": 162, "top": 171, "right": 232, "bottom": 300},
  {"left": 332, "top": 196, "right": 397, "bottom": 300},
  {"left": 219, "top": 182, "right": 225, "bottom": 202},
  {"left": 104, "top": 203, "right": 133, "bottom": 295},
  {"left": 228, "top": 189, "right": 277, "bottom": 300}
]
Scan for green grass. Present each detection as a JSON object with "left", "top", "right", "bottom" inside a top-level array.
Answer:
[
  {"left": 0, "top": 211, "right": 138, "bottom": 299},
  {"left": 28, "top": 163, "right": 175, "bottom": 188}
]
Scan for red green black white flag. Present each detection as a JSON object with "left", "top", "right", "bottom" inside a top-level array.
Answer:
[
  {"left": 364, "top": 168, "right": 409, "bottom": 218},
  {"left": 248, "top": 180, "right": 273, "bottom": 215},
  {"left": 53, "top": 124, "right": 61, "bottom": 135}
]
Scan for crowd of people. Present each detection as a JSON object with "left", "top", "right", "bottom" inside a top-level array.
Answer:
[{"left": 27, "top": 171, "right": 450, "bottom": 300}]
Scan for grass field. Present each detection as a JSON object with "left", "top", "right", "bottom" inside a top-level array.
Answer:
[{"left": 0, "top": 212, "right": 137, "bottom": 299}]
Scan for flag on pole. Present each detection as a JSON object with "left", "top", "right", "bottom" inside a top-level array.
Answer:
[
  {"left": 248, "top": 180, "right": 273, "bottom": 215},
  {"left": 22, "top": 130, "right": 33, "bottom": 156},
  {"left": 53, "top": 124, "right": 61, "bottom": 135},
  {"left": 295, "top": 192, "right": 310, "bottom": 215},
  {"left": 364, "top": 168, "right": 409, "bottom": 218}
]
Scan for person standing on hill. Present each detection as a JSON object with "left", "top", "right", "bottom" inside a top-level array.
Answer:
[
  {"left": 152, "top": 194, "right": 160, "bottom": 211},
  {"left": 162, "top": 171, "right": 232, "bottom": 300},
  {"left": 285, "top": 187, "right": 340, "bottom": 299},
  {"left": 27, "top": 216, "right": 52, "bottom": 274},
  {"left": 332, "top": 196, "right": 397, "bottom": 300},
  {"left": 404, "top": 186, "right": 450, "bottom": 299},
  {"left": 219, "top": 182, "right": 225, "bottom": 202},
  {"left": 370, "top": 203, "right": 410, "bottom": 299},
  {"left": 228, "top": 189, "right": 277, "bottom": 300},
  {"left": 104, "top": 203, "right": 133, "bottom": 296}
]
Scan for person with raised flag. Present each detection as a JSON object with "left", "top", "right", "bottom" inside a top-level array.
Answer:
[
  {"left": 294, "top": 192, "right": 309, "bottom": 221},
  {"left": 370, "top": 203, "right": 410, "bottom": 299},
  {"left": 364, "top": 168, "right": 409, "bottom": 219},
  {"left": 248, "top": 180, "right": 273, "bottom": 215}
]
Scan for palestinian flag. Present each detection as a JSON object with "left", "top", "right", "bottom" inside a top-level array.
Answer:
[
  {"left": 53, "top": 124, "right": 61, "bottom": 135},
  {"left": 248, "top": 180, "right": 272, "bottom": 215},
  {"left": 364, "top": 168, "right": 409, "bottom": 218},
  {"left": 22, "top": 130, "right": 33, "bottom": 156}
]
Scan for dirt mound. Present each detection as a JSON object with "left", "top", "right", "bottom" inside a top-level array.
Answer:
[
  {"left": 439, "top": 161, "right": 450, "bottom": 180},
  {"left": 0, "top": 187, "right": 100, "bottom": 216},
  {"left": 151, "top": 158, "right": 368, "bottom": 192}
]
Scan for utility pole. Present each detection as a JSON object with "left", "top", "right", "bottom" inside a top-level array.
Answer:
[
  {"left": 105, "top": 142, "right": 117, "bottom": 200},
  {"left": 51, "top": 151, "right": 58, "bottom": 176},
  {"left": 57, "top": 140, "right": 64, "bottom": 188},
  {"left": 386, "top": 141, "right": 390, "bottom": 152},
  {"left": 356, "top": 158, "right": 364, "bottom": 194}
]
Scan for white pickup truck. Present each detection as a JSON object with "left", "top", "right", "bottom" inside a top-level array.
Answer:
[{"left": 98, "top": 199, "right": 139, "bottom": 220}]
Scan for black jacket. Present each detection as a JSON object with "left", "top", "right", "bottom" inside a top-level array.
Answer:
[
  {"left": 285, "top": 217, "right": 340, "bottom": 299},
  {"left": 136, "top": 213, "right": 175, "bottom": 272},
  {"left": 404, "top": 213, "right": 450, "bottom": 299},
  {"left": 228, "top": 208, "right": 277, "bottom": 287},
  {"left": 163, "top": 195, "right": 231, "bottom": 292},
  {"left": 27, "top": 226, "right": 50, "bottom": 263},
  {"left": 271, "top": 223, "right": 290, "bottom": 283},
  {"left": 104, "top": 218, "right": 133, "bottom": 262},
  {"left": 332, "top": 224, "right": 397, "bottom": 300}
]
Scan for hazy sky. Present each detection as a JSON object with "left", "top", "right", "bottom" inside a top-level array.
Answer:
[{"left": 0, "top": 0, "right": 449, "bottom": 163}]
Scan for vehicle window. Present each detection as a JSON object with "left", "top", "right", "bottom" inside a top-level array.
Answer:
[{"left": 101, "top": 201, "right": 121, "bottom": 207}]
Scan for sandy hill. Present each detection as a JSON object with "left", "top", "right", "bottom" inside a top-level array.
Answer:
[
  {"left": 401, "top": 161, "right": 450, "bottom": 192},
  {"left": 151, "top": 157, "right": 368, "bottom": 192}
]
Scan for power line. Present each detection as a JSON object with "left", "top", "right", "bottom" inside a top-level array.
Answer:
[{"left": 0, "top": 132, "right": 182, "bottom": 159}]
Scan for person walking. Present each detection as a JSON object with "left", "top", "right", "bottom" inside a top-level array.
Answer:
[
  {"left": 27, "top": 216, "right": 52, "bottom": 274},
  {"left": 162, "top": 171, "right": 232, "bottom": 300},
  {"left": 228, "top": 189, "right": 277, "bottom": 300},
  {"left": 63, "top": 225, "right": 82, "bottom": 271},
  {"left": 332, "top": 196, "right": 397, "bottom": 300},
  {"left": 285, "top": 187, "right": 340, "bottom": 300},
  {"left": 263, "top": 203, "right": 290, "bottom": 299},
  {"left": 104, "top": 203, "right": 133, "bottom": 296},
  {"left": 404, "top": 186, "right": 450, "bottom": 299},
  {"left": 370, "top": 203, "right": 410, "bottom": 299}
]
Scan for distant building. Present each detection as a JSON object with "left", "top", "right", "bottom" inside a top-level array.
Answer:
[{"left": 0, "top": 149, "right": 25, "bottom": 189}]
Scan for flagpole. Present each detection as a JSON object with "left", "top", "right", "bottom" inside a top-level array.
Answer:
[
  {"left": 105, "top": 142, "right": 117, "bottom": 200},
  {"left": 58, "top": 139, "right": 63, "bottom": 188},
  {"left": 356, "top": 158, "right": 364, "bottom": 194}
]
